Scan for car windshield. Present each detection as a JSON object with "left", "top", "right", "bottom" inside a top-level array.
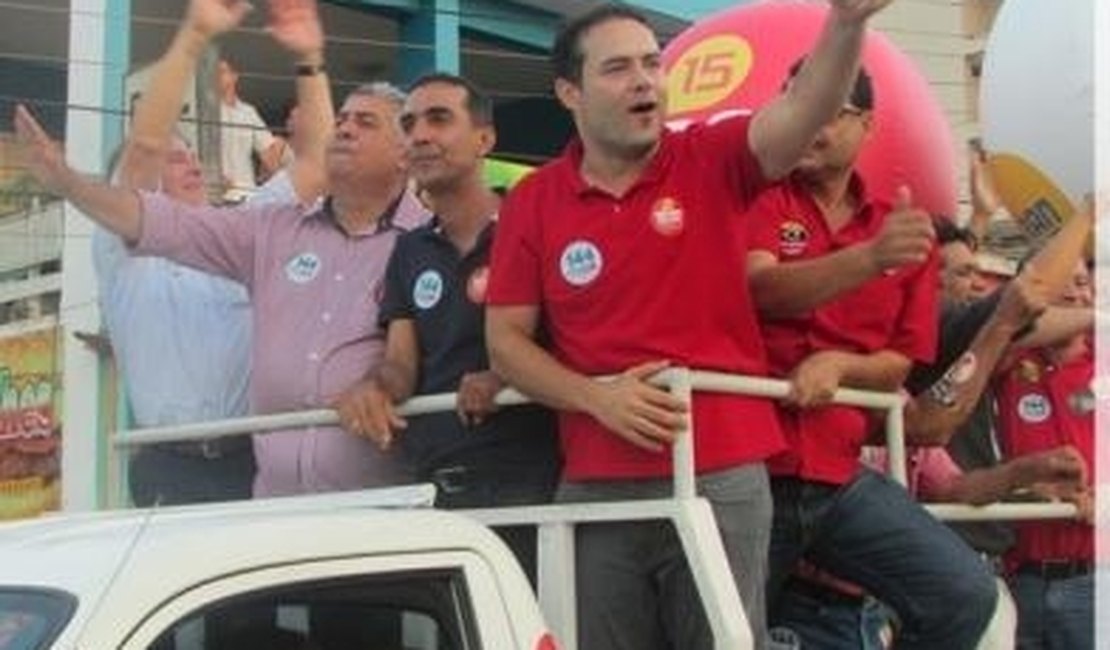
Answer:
[{"left": 0, "top": 589, "right": 75, "bottom": 650}]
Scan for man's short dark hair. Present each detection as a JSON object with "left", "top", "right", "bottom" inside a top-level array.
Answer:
[
  {"left": 933, "top": 215, "right": 978, "bottom": 251},
  {"left": 552, "top": 4, "right": 652, "bottom": 85},
  {"left": 787, "top": 58, "right": 874, "bottom": 111},
  {"left": 408, "top": 72, "right": 494, "bottom": 127}
]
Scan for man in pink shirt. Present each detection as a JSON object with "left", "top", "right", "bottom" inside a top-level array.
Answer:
[{"left": 13, "top": 0, "right": 429, "bottom": 497}]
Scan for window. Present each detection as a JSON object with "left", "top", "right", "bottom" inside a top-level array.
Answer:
[
  {"left": 0, "top": 588, "right": 76, "bottom": 650},
  {"left": 145, "top": 569, "right": 479, "bottom": 650}
]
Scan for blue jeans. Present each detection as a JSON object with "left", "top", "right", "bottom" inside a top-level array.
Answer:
[
  {"left": 768, "top": 469, "right": 997, "bottom": 650},
  {"left": 770, "top": 578, "right": 894, "bottom": 649},
  {"left": 1009, "top": 572, "right": 1093, "bottom": 649}
]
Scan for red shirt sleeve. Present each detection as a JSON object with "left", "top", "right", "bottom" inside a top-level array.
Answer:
[{"left": 487, "top": 176, "right": 543, "bottom": 306}]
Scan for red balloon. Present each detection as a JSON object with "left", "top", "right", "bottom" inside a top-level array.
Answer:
[{"left": 663, "top": 1, "right": 957, "bottom": 217}]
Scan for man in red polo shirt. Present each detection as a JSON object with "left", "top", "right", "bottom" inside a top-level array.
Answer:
[
  {"left": 994, "top": 260, "right": 1094, "bottom": 649},
  {"left": 745, "top": 65, "right": 999, "bottom": 649},
  {"left": 486, "top": 3, "right": 895, "bottom": 649}
]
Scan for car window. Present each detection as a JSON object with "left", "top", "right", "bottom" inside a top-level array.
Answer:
[
  {"left": 0, "top": 588, "right": 76, "bottom": 650},
  {"left": 144, "top": 568, "right": 478, "bottom": 650}
]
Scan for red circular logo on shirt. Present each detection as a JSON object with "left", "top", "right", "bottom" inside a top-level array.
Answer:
[
  {"left": 779, "top": 220, "right": 809, "bottom": 256},
  {"left": 467, "top": 266, "right": 490, "bottom": 304},
  {"left": 651, "top": 197, "right": 685, "bottom": 236}
]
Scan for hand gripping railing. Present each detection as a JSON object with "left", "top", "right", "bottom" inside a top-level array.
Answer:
[{"left": 110, "top": 368, "right": 1079, "bottom": 650}]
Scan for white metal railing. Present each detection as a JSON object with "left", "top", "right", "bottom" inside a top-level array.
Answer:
[{"left": 108, "top": 368, "right": 1080, "bottom": 650}]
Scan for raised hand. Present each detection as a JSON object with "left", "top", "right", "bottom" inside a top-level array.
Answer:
[
  {"left": 994, "top": 267, "right": 1049, "bottom": 333},
  {"left": 185, "top": 0, "right": 252, "bottom": 40},
  {"left": 828, "top": 0, "right": 894, "bottom": 24},
  {"left": 12, "top": 104, "right": 71, "bottom": 195},
  {"left": 333, "top": 378, "right": 407, "bottom": 451},
  {"left": 587, "top": 360, "right": 687, "bottom": 453},
  {"left": 267, "top": 0, "right": 325, "bottom": 58},
  {"left": 969, "top": 145, "right": 1003, "bottom": 217},
  {"left": 867, "top": 186, "right": 935, "bottom": 273},
  {"left": 456, "top": 371, "right": 502, "bottom": 428}
]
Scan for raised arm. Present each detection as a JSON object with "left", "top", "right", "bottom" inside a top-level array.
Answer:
[
  {"left": 1016, "top": 306, "right": 1094, "bottom": 349},
  {"left": 967, "top": 142, "right": 1002, "bottom": 244},
  {"left": 904, "top": 272, "right": 1047, "bottom": 446},
  {"left": 117, "top": 0, "right": 251, "bottom": 189},
  {"left": 266, "top": 0, "right": 333, "bottom": 202},
  {"left": 15, "top": 105, "right": 143, "bottom": 242},
  {"left": 748, "top": 0, "right": 892, "bottom": 180}
]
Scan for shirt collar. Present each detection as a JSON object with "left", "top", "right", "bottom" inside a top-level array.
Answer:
[
  {"left": 307, "top": 191, "right": 406, "bottom": 237},
  {"left": 557, "top": 131, "right": 674, "bottom": 198},
  {"left": 788, "top": 170, "right": 877, "bottom": 227},
  {"left": 419, "top": 214, "right": 497, "bottom": 255}
]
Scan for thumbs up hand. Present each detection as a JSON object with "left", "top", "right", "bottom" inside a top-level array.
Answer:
[{"left": 867, "top": 186, "right": 935, "bottom": 273}]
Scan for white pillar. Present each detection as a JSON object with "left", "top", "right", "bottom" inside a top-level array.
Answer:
[{"left": 60, "top": 0, "right": 128, "bottom": 511}]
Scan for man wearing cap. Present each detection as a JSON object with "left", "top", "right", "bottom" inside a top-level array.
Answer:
[{"left": 745, "top": 64, "right": 999, "bottom": 649}]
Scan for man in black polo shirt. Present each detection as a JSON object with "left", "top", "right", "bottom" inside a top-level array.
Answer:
[
  {"left": 335, "top": 73, "right": 560, "bottom": 578},
  {"left": 902, "top": 213, "right": 1092, "bottom": 557}
]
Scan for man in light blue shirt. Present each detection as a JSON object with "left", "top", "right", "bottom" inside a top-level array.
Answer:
[
  {"left": 94, "top": 209, "right": 254, "bottom": 505},
  {"left": 94, "top": 0, "right": 329, "bottom": 505}
]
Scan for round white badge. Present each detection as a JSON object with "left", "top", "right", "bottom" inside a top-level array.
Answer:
[
  {"left": 413, "top": 269, "right": 444, "bottom": 309},
  {"left": 1017, "top": 393, "right": 1052, "bottom": 424},
  {"left": 560, "top": 240, "right": 603, "bottom": 287},
  {"left": 284, "top": 252, "right": 322, "bottom": 284}
]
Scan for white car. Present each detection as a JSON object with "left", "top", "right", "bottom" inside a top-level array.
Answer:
[{"left": 0, "top": 487, "right": 557, "bottom": 650}]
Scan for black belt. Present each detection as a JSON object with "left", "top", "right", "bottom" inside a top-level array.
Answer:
[
  {"left": 1015, "top": 560, "right": 1092, "bottom": 580},
  {"left": 427, "top": 465, "right": 494, "bottom": 495},
  {"left": 425, "top": 462, "right": 550, "bottom": 496},
  {"left": 155, "top": 438, "right": 250, "bottom": 460}
]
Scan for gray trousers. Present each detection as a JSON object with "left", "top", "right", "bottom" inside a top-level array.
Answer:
[{"left": 557, "top": 463, "right": 772, "bottom": 650}]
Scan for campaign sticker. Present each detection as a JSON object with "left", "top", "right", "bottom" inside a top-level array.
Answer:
[
  {"left": 285, "top": 252, "right": 322, "bottom": 284},
  {"left": 1017, "top": 393, "right": 1051, "bottom": 424},
  {"left": 560, "top": 240, "right": 603, "bottom": 287},
  {"left": 651, "top": 197, "right": 685, "bottom": 236},
  {"left": 413, "top": 269, "right": 444, "bottom": 309},
  {"left": 779, "top": 220, "right": 809, "bottom": 256},
  {"left": 467, "top": 266, "right": 490, "bottom": 304}
]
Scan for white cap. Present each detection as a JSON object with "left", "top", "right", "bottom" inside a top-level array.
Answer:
[{"left": 974, "top": 251, "right": 1018, "bottom": 278}]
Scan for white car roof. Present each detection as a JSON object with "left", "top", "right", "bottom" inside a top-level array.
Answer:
[{"left": 0, "top": 485, "right": 538, "bottom": 646}]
